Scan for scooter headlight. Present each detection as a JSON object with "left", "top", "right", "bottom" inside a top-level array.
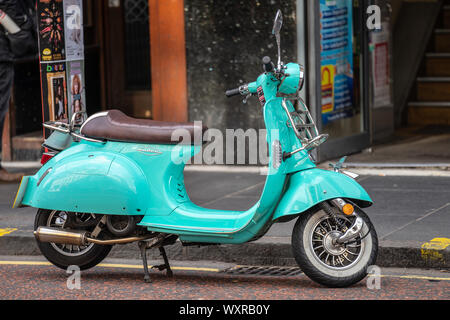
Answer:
[
  {"left": 278, "top": 63, "right": 305, "bottom": 96},
  {"left": 298, "top": 65, "right": 305, "bottom": 92}
]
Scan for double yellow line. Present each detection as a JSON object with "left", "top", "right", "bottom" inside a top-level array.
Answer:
[
  {"left": 0, "top": 260, "right": 449, "bottom": 281},
  {"left": 0, "top": 260, "right": 220, "bottom": 273}
]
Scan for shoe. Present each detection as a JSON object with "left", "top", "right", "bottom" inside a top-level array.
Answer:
[{"left": 0, "top": 169, "right": 24, "bottom": 182}]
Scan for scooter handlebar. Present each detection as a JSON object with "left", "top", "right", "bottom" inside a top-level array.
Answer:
[
  {"left": 225, "top": 87, "right": 241, "bottom": 97},
  {"left": 262, "top": 56, "right": 274, "bottom": 73},
  {"left": 225, "top": 83, "right": 250, "bottom": 98}
]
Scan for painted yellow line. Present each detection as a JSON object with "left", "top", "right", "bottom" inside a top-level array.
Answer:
[
  {"left": 0, "top": 261, "right": 51, "bottom": 266},
  {"left": 0, "top": 260, "right": 219, "bottom": 272},
  {"left": 0, "top": 228, "right": 17, "bottom": 237},
  {"left": 97, "top": 263, "right": 220, "bottom": 272},
  {"left": 380, "top": 274, "right": 450, "bottom": 281},
  {"left": 421, "top": 237, "right": 450, "bottom": 262},
  {"left": 0, "top": 260, "right": 448, "bottom": 281}
]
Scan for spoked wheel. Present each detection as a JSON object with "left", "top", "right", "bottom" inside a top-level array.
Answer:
[
  {"left": 34, "top": 209, "right": 112, "bottom": 270},
  {"left": 292, "top": 207, "right": 378, "bottom": 287}
]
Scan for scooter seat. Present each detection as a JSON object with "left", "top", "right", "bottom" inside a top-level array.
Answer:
[{"left": 80, "top": 109, "right": 208, "bottom": 145}]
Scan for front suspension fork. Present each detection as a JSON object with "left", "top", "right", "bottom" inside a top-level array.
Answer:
[{"left": 320, "top": 199, "right": 365, "bottom": 244}]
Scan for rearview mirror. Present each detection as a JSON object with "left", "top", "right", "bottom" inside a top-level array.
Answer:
[
  {"left": 272, "top": 10, "right": 283, "bottom": 35},
  {"left": 272, "top": 10, "right": 283, "bottom": 70}
]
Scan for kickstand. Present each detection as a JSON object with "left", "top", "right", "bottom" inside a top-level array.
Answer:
[
  {"left": 153, "top": 246, "right": 173, "bottom": 277},
  {"left": 138, "top": 241, "right": 152, "bottom": 283}
]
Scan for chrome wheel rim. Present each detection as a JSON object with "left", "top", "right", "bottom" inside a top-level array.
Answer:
[
  {"left": 309, "top": 215, "right": 364, "bottom": 270},
  {"left": 46, "top": 210, "right": 95, "bottom": 256}
]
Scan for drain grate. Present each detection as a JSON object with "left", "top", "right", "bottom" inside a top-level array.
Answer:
[{"left": 223, "top": 265, "right": 303, "bottom": 277}]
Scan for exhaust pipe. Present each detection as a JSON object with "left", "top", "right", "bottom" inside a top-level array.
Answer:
[
  {"left": 34, "top": 227, "right": 152, "bottom": 245},
  {"left": 34, "top": 227, "right": 88, "bottom": 245}
]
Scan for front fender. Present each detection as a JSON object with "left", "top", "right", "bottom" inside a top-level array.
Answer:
[{"left": 272, "top": 168, "right": 372, "bottom": 221}]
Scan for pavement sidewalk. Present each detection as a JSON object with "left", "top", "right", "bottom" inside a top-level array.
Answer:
[{"left": 1, "top": 170, "right": 449, "bottom": 269}]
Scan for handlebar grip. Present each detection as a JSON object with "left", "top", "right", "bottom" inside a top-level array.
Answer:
[
  {"left": 262, "top": 56, "right": 274, "bottom": 73},
  {"left": 225, "top": 87, "right": 241, "bottom": 97}
]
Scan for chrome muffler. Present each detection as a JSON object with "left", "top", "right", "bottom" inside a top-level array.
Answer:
[
  {"left": 34, "top": 227, "right": 152, "bottom": 245},
  {"left": 34, "top": 227, "right": 88, "bottom": 245}
]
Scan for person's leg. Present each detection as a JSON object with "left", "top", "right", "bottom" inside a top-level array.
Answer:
[
  {"left": 0, "top": 62, "right": 14, "bottom": 149},
  {"left": 0, "top": 62, "right": 22, "bottom": 182}
]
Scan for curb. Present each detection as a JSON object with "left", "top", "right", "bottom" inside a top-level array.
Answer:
[
  {"left": 0, "top": 235, "right": 448, "bottom": 270},
  {"left": 2, "top": 161, "right": 450, "bottom": 175}
]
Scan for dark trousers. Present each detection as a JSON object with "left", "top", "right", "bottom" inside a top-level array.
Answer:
[{"left": 0, "top": 62, "right": 14, "bottom": 164}]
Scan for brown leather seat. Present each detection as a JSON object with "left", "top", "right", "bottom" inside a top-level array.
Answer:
[{"left": 80, "top": 109, "right": 207, "bottom": 145}]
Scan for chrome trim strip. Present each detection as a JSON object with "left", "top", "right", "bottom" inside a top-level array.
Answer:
[
  {"left": 146, "top": 223, "right": 238, "bottom": 233},
  {"left": 71, "top": 132, "right": 106, "bottom": 144},
  {"left": 79, "top": 111, "right": 108, "bottom": 133}
]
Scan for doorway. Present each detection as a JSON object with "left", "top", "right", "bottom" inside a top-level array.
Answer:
[
  {"left": 314, "top": 0, "right": 371, "bottom": 161},
  {"left": 102, "top": 0, "right": 152, "bottom": 119}
]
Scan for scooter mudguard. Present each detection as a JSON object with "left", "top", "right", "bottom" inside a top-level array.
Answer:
[
  {"left": 16, "top": 142, "right": 147, "bottom": 214},
  {"left": 15, "top": 140, "right": 196, "bottom": 216},
  {"left": 272, "top": 168, "right": 372, "bottom": 221}
]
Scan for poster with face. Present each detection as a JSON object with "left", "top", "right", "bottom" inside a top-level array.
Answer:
[
  {"left": 41, "top": 62, "right": 68, "bottom": 123},
  {"left": 51, "top": 77, "right": 67, "bottom": 120},
  {"left": 64, "top": 0, "right": 84, "bottom": 61},
  {"left": 38, "top": 0, "right": 66, "bottom": 62},
  {"left": 67, "top": 60, "right": 86, "bottom": 124}
]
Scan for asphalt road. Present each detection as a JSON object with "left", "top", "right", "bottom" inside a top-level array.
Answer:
[
  {"left": 1, "top": 172, "right": 450, "bottom": 269},
  {"left": 0, "top": 257, "right": 448, "bottom": 300},
  {"left": 2, "top": 172, "right": 450, "bottom": 244}
]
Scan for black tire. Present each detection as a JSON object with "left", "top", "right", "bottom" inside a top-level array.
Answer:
[
  {"left": 291, "top": 206, "right": 378, "bottom": 288},
  {"left": 34, "top": 209, "right": 112, "bottom": 271}
]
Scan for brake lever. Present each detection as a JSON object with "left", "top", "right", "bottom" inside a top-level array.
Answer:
[{"left": 242, "top": 93, "right": 252, "bottom": 104}]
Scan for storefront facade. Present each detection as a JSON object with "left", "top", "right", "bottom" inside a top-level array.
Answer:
[
  {"left": 301, "top": 0, "right": 393, "bottom": 161},
  {"left": 3, "top": 0, "right": 394, "bottom": 164}
]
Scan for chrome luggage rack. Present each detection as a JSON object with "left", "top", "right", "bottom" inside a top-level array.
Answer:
[
  {"left": 281, "top": 97, "right": 328, "bottom": 159},
  {"left": 42, "top": 111, "right": 106, "bottom": 144}
]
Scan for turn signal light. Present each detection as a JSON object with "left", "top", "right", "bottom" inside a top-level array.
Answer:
[{"left": 342, "top": 204, "right": 354, "bottom": 216}]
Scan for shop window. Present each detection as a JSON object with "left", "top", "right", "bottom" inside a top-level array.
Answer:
[{"left": 123, "top": 0, "right": 151, "bottom": 90}]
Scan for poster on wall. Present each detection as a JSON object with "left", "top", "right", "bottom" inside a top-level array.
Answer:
[
  {"left": 64, "top": 0, "right": 84, "bottom": 61},
  {"left": 38, "top": 0, "right": 86, "bottom": 137},
  {"left": 40, "top": 62, "right": 68, "bottom": 123},
  {"left": 371, "top": 21, "right": 392, "bottom": 108},
  {"left": 320, "top": 0, "right": 354, "bottom": 125},
  {"left": 67, "top": 60, "right": 86, "bottom": 124},
  {"left": 38, "top": 0, "right": 65, "bottom": 62}
]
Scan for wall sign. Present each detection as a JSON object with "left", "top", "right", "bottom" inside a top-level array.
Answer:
[
  {"left": 371, "top": 21, "right": 392, "bottom": 108},
  {"left": 37, "top": 0, "right": 85, "bottom": 135}
]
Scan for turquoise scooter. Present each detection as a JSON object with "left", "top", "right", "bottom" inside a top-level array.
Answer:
[{"left": 13, "top": 11, "right": 378, "bottom": 287}]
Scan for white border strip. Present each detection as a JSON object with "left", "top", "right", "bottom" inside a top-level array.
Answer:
[
  {"left": 2, "top": 162, "right": 449, "bottom": 177},
  {"left": 349, "top": 168, "right": 450, "bottom": 177},
  {"left": 1, "top": 161, "right": 41, "bottom": 169}
]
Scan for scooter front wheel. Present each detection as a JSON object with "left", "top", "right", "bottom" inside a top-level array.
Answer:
[
  {"left": 34, "top": 209, "right": 112, "bottom": 270},
  {"left": 291, "top": 206, "right": 378, "bottom": 288}
]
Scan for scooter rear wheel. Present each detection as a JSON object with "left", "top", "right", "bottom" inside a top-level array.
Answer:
[
  {"left": 34, "top": 209, "right": 112, "bottom": 270},
  {"left": 291, "top": 206, "right": 378, "bottom": 288}
]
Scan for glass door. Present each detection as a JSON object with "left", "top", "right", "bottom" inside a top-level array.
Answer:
[{"left": 315, "top": 0, "right": 371, "bottom": 161}]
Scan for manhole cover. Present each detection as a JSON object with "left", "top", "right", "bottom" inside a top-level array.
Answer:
[{"left": 223, "top": 265, "right": 302, "bottom": 277}]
